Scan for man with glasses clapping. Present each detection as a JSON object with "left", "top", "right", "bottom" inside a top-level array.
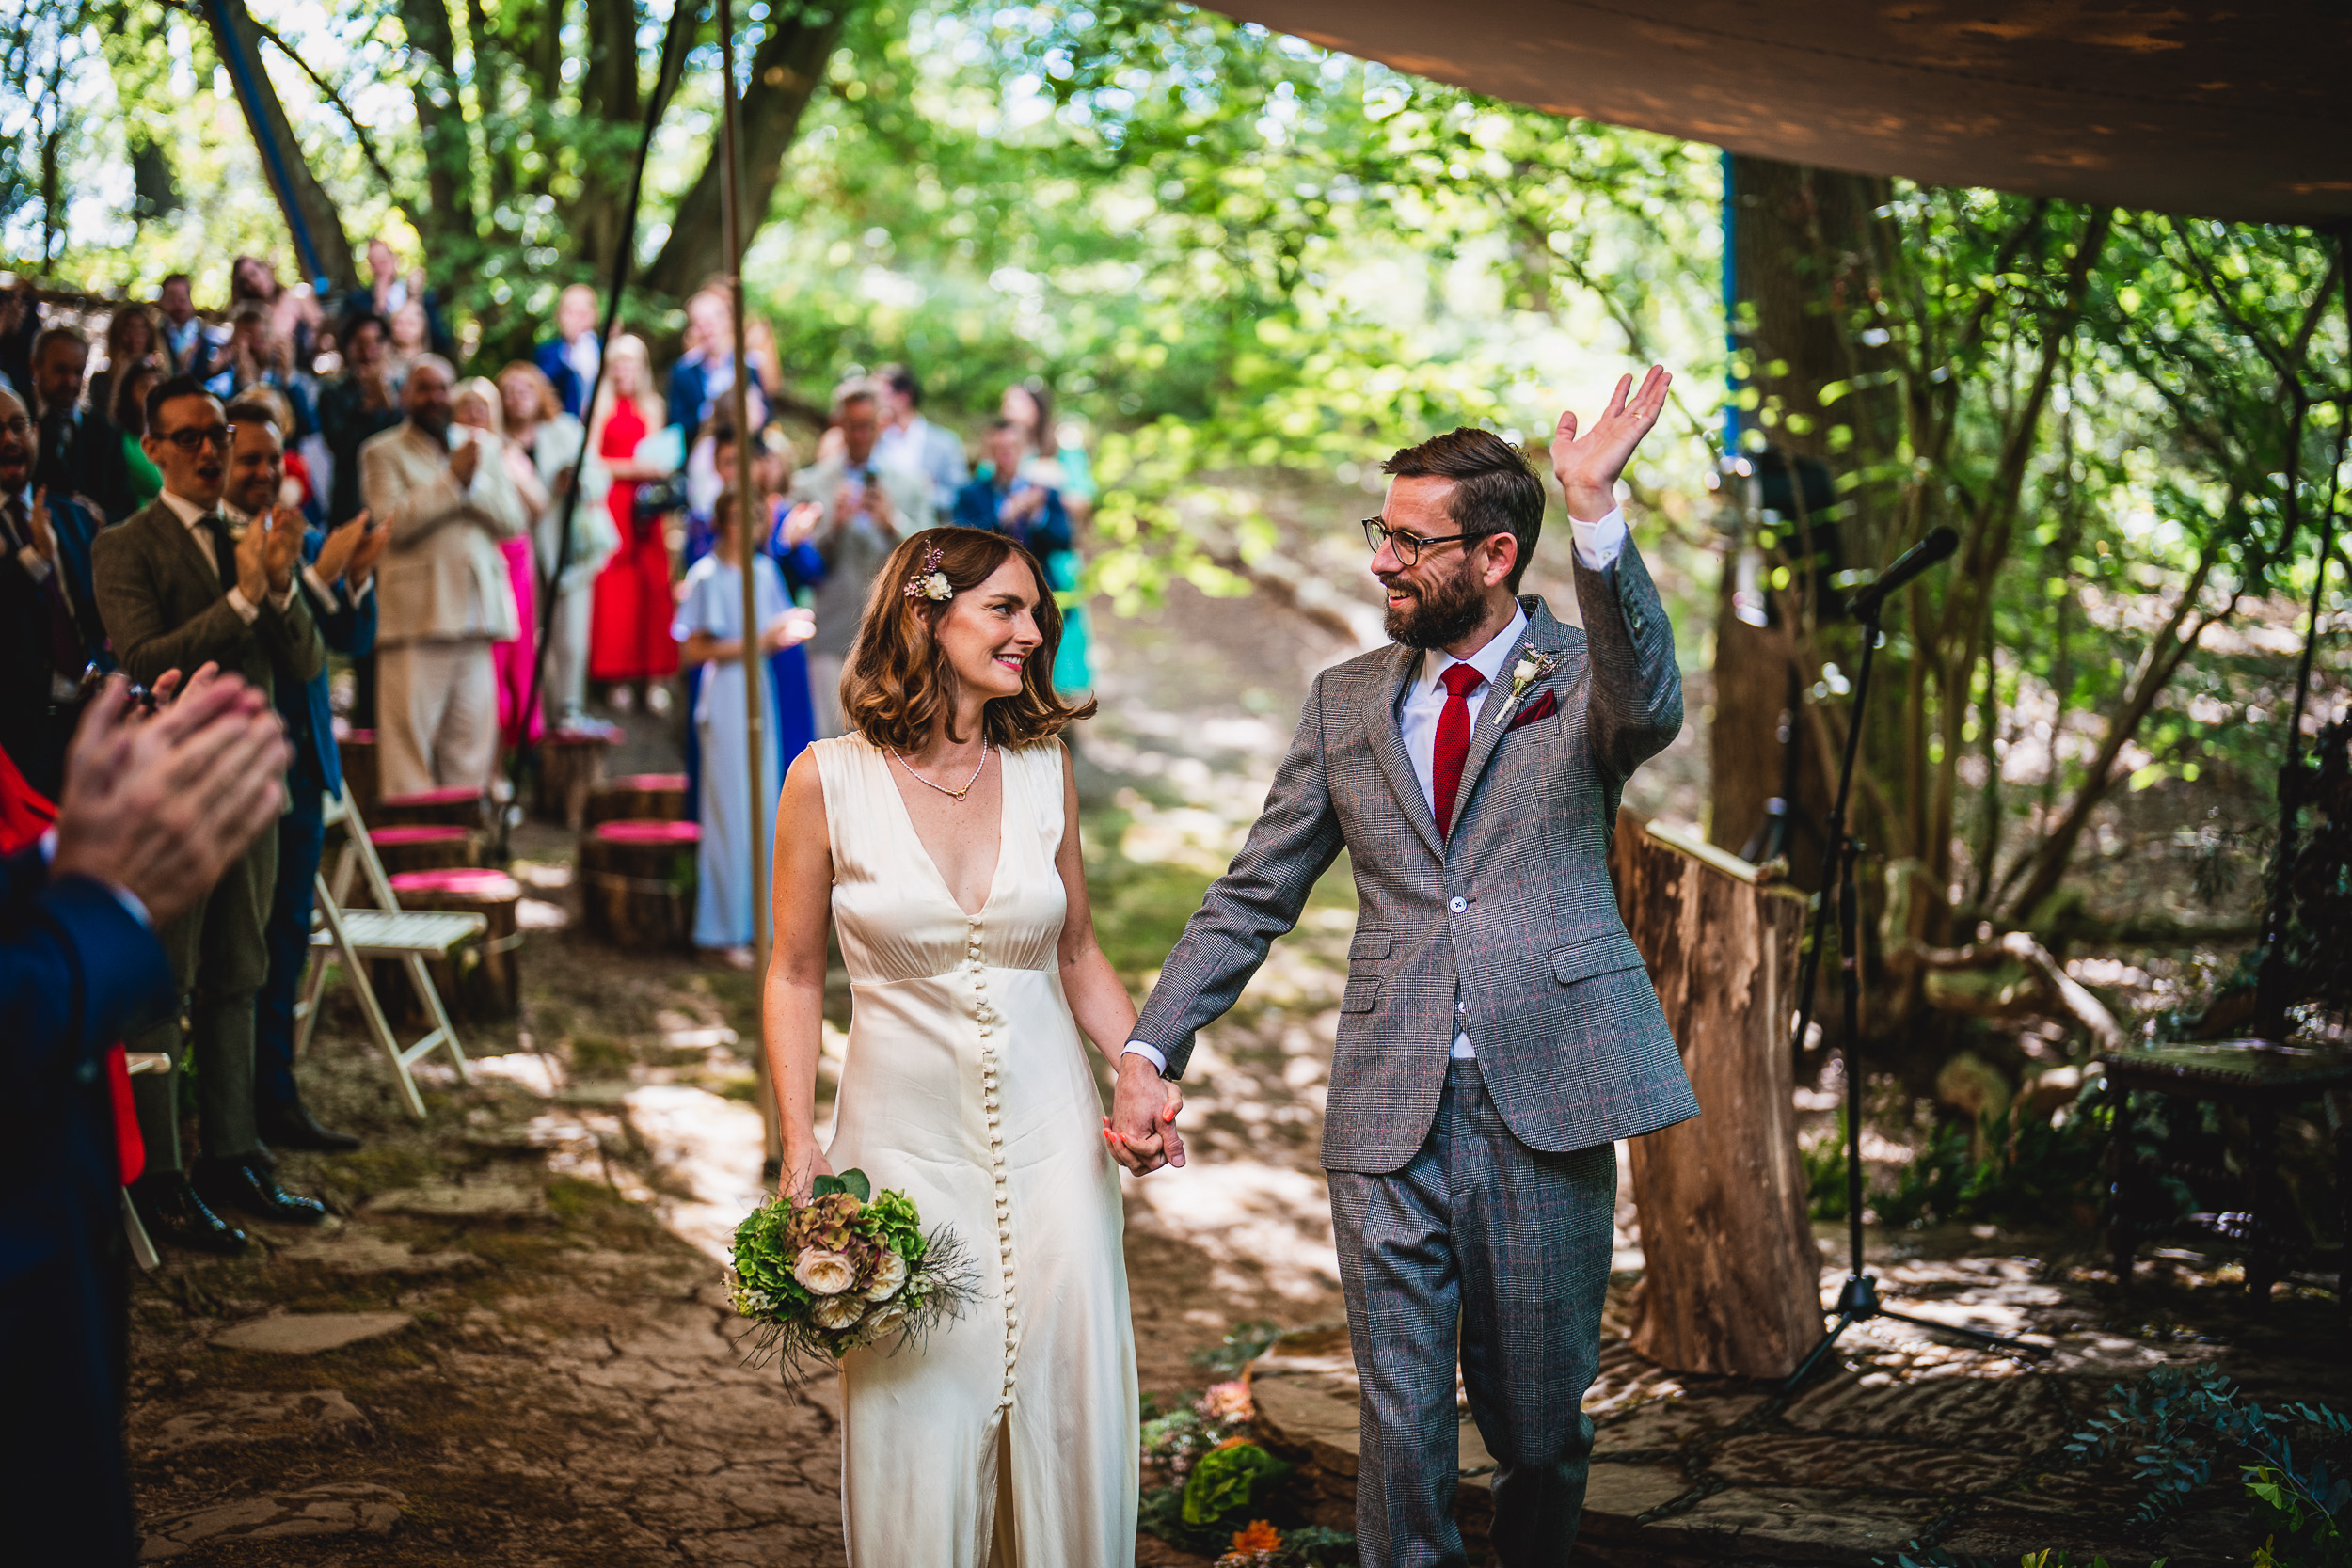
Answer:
[{"left": 90, "top": 375, "right": 333, "bottom": 1255}]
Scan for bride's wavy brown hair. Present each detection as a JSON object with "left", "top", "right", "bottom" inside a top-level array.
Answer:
[{"left": 841, "top": 527, "right": 1097, "bottom": 752}]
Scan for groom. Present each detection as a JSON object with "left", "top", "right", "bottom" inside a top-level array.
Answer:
[{"left": 1113, "top": 368, "right": 1697, "bottom": 1567}]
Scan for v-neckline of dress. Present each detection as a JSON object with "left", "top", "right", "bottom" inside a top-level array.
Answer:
[{"left": 881, "top": 742, "right": 1010, "bottom": 921}]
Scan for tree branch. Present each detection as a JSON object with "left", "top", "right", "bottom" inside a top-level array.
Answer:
[{"left": 160, "top": 0, "right": 399, "bottom": 201}]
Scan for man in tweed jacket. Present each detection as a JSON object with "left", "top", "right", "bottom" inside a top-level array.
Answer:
[{"left": 1112, "top": 370, "right": 1695, "bottom": 1567}]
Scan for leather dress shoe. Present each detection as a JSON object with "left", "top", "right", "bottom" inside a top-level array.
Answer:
[
  {"left": 256, "top": 1101, "right": 363, "bottom": 1154},
  {"left": 130, "top": 1173, "right": 248, "bottom": 1255},
  {"left": 193, "top": 1156, "right": 328, "bottom": 1225}
]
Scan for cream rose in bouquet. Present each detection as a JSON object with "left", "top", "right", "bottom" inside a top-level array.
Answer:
[{"left": 726, "top": 1169, "right": 975, "bottom": 1379}]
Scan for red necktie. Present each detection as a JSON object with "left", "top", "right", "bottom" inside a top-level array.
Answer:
[{"left": 1432, "top": 662, "right": 1485, "bottom": 838}]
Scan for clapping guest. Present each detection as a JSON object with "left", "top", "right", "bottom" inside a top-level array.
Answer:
[
  {"left": 0, "top": 387, "right": 110, "bottom": 797},
  {"left": 223, "top": 398, "right": 380, "bottom": 1154},
  {"left": 109, "top": 361, "right": 167, "bottom": 515},
  {"left": 500, "top": 361, "right": 612, "bottom": 732},
  {"left": 92, "top": 375, "right": 332, "bottom": 1250},
  {"left": 28, "top": 324, "right": 95, "bottom": 501},
  {"left": 666, "top": 285, "right": 768, "bottom": 441},
  {"left": 955, "top": 418, "right": 1073, "bottom": 554},
  {"left": 86, "top": 306, "right": 159, "bottom": 440},
  {"left": 362, "top": 357, "right": 530, "bottom": 796},
  {"left": 875, "top": 364, "right": 970, "bottom": 519},
  {"left": 586, "top": 334, "right": 678, "bottom": 714},
  {"left": 453, "top": 377, "right": 548, "bottom": 749}
]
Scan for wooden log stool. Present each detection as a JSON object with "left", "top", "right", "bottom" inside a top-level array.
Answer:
[
  {"left": 375, "top": 785, "right": 494, "bottom": 832},
  {"left": 1607, "top": 808, "right": 1821, "bottom": 1379},
  {"left": 580, "top": 819, "right": 698, "bottom": 951},
  {"left": 386, "top": 868, "right": 524, "bottom": 1022},
  {"left": 337, "top": 728, "right": 380, "bottom": 816},
  {"left": 369, "top": 826, "right": 485, "bottom": 879},
  {"left": 534, "top": 727, "right": 620, "bottom": 831},
  {"left": 585, "top": 772, "right": 690, "bottom": 828}
]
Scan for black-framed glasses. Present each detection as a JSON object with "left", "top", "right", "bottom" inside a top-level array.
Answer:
[
  {"left": 157, "top": 422, "right": 234, "bottom": 452},
  {"left": 1362, "top": 516, "right": 1480, "bottom": 566}
]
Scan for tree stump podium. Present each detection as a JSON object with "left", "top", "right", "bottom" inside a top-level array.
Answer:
[
  {"left": 585, "top": 772, "right": 690, "bottom": 828},
  {"left": 580, "top": 819, "right": 698, "bottom": 951},
  {"left": 1608, "top": 808, "right": 1820, "bottom": 1378},
  {"left": 375, "top": 786, "right": 493, "bottom": 832},
  {"left": 387, "top": 868, "right": 523, "bottom": 1022},
  {"left": 534, "top": 728, "right": 619, "bottom": 831},
  {"left": 337, "top": 729, "right": 379, "bottom": 816}
]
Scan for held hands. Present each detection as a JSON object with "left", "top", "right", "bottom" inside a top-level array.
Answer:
[
  {"left": 1551, "top": 364, "right": 1672, "bottom": 522},
  {"left": 449, "top": 434, "right": 483, "bottom": 488},
  {"left": 233, "top": 508, "right": 271, "bottom": 604},
  {"left": 1104, "top": 1054, "right": 1185, "bottom": 1176}
]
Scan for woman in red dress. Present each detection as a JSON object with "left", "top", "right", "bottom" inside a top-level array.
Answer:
[{"left": 587, "top": 335, "right": 680, "bottom": 710}]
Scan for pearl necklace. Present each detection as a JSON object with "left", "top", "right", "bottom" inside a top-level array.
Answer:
[{"left": 890, "top": 741, "right": 990, "bottom": 801}]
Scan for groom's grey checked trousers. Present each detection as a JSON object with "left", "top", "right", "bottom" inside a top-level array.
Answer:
[{"left": 1329, "top": 1060, "right": 1617, "bottom": 1568}]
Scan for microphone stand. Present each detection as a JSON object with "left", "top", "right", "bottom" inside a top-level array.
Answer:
[{"left": 1780, "top": 592, "right": 2045, "bottom": 1393}]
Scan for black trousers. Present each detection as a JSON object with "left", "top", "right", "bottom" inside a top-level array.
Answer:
[{"left": 0, "top": 1204, "right": 135, "bottom": 1566}]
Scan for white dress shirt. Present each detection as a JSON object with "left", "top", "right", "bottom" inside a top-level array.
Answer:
[
  {"left": 156, "top": 489, "right": 293, "bottom": 622},
  {"left": 1122, "top": 508, "right": 1629, "bottom": 1075}
]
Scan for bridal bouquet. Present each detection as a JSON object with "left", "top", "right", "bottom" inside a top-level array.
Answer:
[{"left": 726, "top": 1168, "right": 976, "bottom": 1377}]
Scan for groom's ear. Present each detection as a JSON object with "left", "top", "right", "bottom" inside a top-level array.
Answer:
[{"left": 1475, "top": 530, "right": 1518, "bottom": 591}]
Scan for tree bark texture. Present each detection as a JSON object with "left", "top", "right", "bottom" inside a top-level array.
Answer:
[
  {"left": 201, "top": 0, "right": 358, "bottom": 286},
  {"left": 640, "top": 2, "right": 846, "bottom": 299},
  {"left": 400, "top": 0, "right": 476, "bottom": 245},
  {"left": 1610, "top": 807, "right": 1821, "bottom": 1378}
]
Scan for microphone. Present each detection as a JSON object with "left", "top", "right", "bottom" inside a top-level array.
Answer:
[{"left": 1846, "top": 527, "right": 1959, "bottom": 621}]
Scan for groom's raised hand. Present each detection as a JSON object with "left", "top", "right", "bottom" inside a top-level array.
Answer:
[
  {"left": 1105, "top": 1055, "right": 1185, "bottom": 1176},
  {"left": 1551, "top": 364, "right": 1672, "bottom": 520}
]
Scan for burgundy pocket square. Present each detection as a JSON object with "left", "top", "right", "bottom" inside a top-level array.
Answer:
[{"left": 1506, "top": 689, "right": 1558, "bottom": 731}]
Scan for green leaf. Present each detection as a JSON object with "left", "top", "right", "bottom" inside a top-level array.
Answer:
[
  {"left": 811, "top": 1175, "right": 846, "bottom": 1199},
  {"left": 838, "top": 1168, "right": 872, "bottom": 1203}
]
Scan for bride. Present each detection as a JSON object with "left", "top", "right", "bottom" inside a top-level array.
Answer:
[{"left": 763, "top": 526, "right": 1181, "bottom": 1565}]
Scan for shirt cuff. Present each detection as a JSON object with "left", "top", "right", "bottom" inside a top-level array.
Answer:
[
  {"left": 1568, "top": 507, "right": 1629, "bottom": 572},
  {"left": 303, "top": 563, "right": 334, "bottom": 603},
  {"left": 268, "top": 581, "right": 295, "bottom": 613},
  {"left": 1122, "top": 1041, "right": 1168, "bottom": 1074},
  {"left": 38, "top": 826, "right": 152, "bottom": 929},
  {"left": 16, "top": 545, "right": 52, "bottom": 581},
  {"left": 225, "top": 585, "right": 262, "bottom": 623}
]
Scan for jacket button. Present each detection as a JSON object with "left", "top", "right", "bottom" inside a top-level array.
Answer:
[{"left": 1449, "top": 895, "right": 1467, "bottom": 913}]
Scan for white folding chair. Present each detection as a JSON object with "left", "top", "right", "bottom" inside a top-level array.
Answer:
[{"left": 294, "top": 786, "right": 485, "bottom": 1119}]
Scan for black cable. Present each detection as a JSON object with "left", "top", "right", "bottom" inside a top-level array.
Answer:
[{"left": 499, "top": 0, "right": 705, "bottom": 854}]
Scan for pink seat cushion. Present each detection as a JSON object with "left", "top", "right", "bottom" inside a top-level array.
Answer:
[
  {"left": 548, "top": 727, "right": 619, "bottom": 745},
  {"left": 389, "top": 869, "right": 520, "bottom": 899},
  {"left": 594, "top": 819, "right": 700, "bottom": 845},
  {"left": 607, "top": 773, "right": 689, "bottom": 793},
  {"left": 341, "top": 729, "right": 376, "bottom": 744},
  {"left": 371, "top": 826, "right": 474, "bottom": 846},
  {"left": 381, "top": 786, "right": 484, "bottom": 807}
]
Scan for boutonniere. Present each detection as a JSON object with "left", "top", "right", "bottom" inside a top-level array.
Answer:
[{"left": 1498, "top": 649, "right": 1558, "bottom": 721}]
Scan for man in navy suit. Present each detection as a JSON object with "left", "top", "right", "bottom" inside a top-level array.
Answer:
[
  {"left": 665, "top": 286, "right": 767, "bottom": 439},
  {"left": 2, "top": 669, "right": 292, "bottom": 1567},
  {"left": 223, "top": 400, "right": 385, "bottom": 1152},
  {"left": 0, "top": 386, "right": 109, "bottom": 799},
  {"left": 533, "top": 284, "right": 600, "bottom": 419}
]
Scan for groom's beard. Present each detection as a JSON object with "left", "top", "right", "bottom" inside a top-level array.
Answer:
[{"left": 1381, "top": 555, "right": 1489, "bottom": 650}]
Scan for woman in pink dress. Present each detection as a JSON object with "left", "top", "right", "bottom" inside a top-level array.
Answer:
[{"left": 587, "top": 336, "right": 679, "bottom": 710}]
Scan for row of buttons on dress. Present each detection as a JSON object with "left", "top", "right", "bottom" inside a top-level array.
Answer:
[{"left": 971, "top": 912, "right": 1019, "bottom": 1411}]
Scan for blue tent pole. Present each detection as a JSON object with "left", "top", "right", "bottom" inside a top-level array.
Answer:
[
  {"left": 199, "top": 0, "right": 331, "bottom": 291},
  {"left": 1721, "top": 149, "right": 1740, "bottom": 460}
]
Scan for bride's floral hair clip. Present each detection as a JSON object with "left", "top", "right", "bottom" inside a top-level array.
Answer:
[{"left": 902, "top": 545, "right": 953, "bottom": 604}]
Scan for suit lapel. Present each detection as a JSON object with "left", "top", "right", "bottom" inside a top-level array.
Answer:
[
  {"left": 1364, "top": 641, "right": 1444, "bottom": 862},
  {"left": 1448, "top": 599, "right": 1565, "bottom": 841}
]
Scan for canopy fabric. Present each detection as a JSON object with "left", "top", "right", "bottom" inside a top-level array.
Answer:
[{"left": 1216, "top": 0, "right": 2352, "bottom": 224}]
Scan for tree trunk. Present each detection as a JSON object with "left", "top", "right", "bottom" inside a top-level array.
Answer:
[
  {"left": 200, "top": 0, "right": 359, "bottom": 286},
  {"left": 400, "top": 0, "right": 476, "bottom": 245},
  {"left": 1610, "top": 810, "right": 1821, "bottom": 1378},
  {"left": 1710, "top": 156, "right": 1891, "bottom": 869},
  {"left": 639, "top": 1, "right": 847, "bottom": 299}
]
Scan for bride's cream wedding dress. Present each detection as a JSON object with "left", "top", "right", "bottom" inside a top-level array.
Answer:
[{"left": 812, "top": 735, "right": 1137, "bottom": 1567}]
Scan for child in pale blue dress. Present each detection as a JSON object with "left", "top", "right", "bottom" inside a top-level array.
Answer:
[{"left": 671, "top": 492, "right": 814, "bottom": 961}]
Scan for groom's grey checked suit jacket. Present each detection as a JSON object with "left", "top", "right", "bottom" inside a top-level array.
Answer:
[{"left": 1133, "top": 542, "right": 1698, "bottom": 1173}]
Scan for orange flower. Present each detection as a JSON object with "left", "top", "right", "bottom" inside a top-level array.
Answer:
[{"left": 1230, "top": 1519, "right": 1282, "bottom": 1553}]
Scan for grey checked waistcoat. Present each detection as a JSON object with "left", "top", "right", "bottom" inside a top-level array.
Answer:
[{"left": 1132, "top": 543, "right": 1699, "bottom": 1174}]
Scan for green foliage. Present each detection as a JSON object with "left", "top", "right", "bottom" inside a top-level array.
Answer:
[
  {"left": 2066, "top": 1364, "right": 2352, "bottom": 1560},
  {"left": 1803, "top": 1111, "right": 1851, "bottom": 1221},
  {"left": 1183, "top": 1439, "right": 1292, "bottom": 1526},
  {"left": 1873, "top": 1098, "right": 2109, "bottom": 1230},
  {"left": 810, "top": 1168, "right": 873, "bottom": 1203}
]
